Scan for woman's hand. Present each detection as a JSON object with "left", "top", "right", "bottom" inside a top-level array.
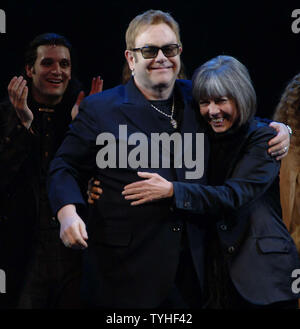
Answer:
[
  {"left": 87, "top": 178, "right": 103, "bottom": 204},
  {"left": 122, "top": 172, "right": 174, "bottom": 206},
  {"left": 268, "top": 122, "right": 290, "bottom": 160}
]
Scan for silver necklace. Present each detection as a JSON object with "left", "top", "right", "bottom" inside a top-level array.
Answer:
[{"left": 150, "top": 98, "right": 177, "bottom": 129}]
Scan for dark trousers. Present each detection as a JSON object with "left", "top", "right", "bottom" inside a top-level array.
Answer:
[
  {"left": 18, "top": 228, "right": 83, "bottom": 309},
  {"left": 159, "top": 245, "right": 203, "bottom": 309}
]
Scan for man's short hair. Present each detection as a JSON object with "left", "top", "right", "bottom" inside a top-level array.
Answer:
[
  {"left": 25, "top": 32, "right": 72, "bottom": 68},
  {"left": 22, "top": 33, "right": 82, "bottom": 106},
  {"left": 125, "top": 9, "right": 182, "bottom": 50},
  {"left": 192, "top": 55, "right": 257, "bottom": 126}
]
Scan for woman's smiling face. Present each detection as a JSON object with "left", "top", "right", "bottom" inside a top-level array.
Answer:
[{"left": 199, "top": 96, "right": 239, "bottom": 133}]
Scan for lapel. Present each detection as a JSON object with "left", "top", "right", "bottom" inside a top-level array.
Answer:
[
  {"left": 119, "top": 78, "right": 166, "bottom": 136},
  {"left": 119, "top": 78, "right": 205, "bottom": 183},
  {"left": 174, "top": 85, "right": 206, "bottom": 183}
]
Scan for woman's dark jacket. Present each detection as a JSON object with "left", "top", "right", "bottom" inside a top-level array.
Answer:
[{"left": 173, "top": 119, "right": 300, "bottom": 305}]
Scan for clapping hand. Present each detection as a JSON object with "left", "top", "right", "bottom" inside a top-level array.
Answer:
[
  {"left": 71, "top": 76, "right": 103, "bottom": 120},
  {"left": 8, "top": 76, "right": 33, "bottom": 129}
]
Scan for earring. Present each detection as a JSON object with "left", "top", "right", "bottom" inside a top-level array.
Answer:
[{"left": 131, "top": 68, "right": 135, "bottom": 76}]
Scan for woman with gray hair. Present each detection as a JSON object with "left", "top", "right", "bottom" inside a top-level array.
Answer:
[{"left": 122, "top": 55, "right": 300, "bottom": 308}]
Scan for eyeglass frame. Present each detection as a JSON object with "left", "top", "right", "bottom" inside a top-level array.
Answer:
[{"left": 130, "top": 44, "right": 181, "bottom": 59}]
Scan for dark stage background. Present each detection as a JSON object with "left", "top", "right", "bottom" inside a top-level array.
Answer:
[
  {"left": 0, "top": 1, "right": 300, "bottom": 319},
  {"left": 1, "top": 0, "right": 300, "bottom": 119}
]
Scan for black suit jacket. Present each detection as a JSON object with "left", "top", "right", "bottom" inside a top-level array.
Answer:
[
  {"left": 48, "top": 78, "right": 209, "bottom": 308},
  {"left": 0, "top": 87, "right": 79, "bottom": 308},
  {"left": 173, "top": 119, "right": 300, "bottom": 305}
]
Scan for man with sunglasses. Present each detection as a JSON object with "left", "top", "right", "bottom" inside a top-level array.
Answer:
[{"left": 48, "top": 10, "right": 290, "bottom": 308}]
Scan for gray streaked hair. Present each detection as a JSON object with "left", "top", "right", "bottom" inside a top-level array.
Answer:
[{"left": 192, "top": 55, "right": 257, "bottom": 126}]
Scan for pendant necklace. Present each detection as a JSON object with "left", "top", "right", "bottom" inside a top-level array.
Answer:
[{"left": 149, "top": 97, "right": 177, "bottom": 129}]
